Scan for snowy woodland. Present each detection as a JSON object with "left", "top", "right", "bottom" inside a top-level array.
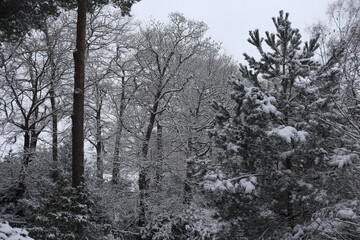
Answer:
[{"left": 0, "top": 0, "right": 360, "bottom": 239}]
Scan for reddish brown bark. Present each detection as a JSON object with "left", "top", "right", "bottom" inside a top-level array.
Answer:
[{"left": 72, "top": 0, "right": 87, "bottom": 188}]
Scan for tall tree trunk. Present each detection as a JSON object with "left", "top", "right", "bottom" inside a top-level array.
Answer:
[
  {"left": 183, "top": 138, "right": 193, "bottom": 204},
  {"left": 17, "top": 126, "right": 39, "bottom": 197},
  {"left": 50, "top": 91, "right": 58, "bottom": 164},
  {"left": 112, "top": 121, "right": 122, "bottom": 185},
  {"left": 44, "top": 23, "right": 59, "bottom": 181},
  {"left": 44, "top": 24, "right": 58, "bottom": 164},
  {"left": 138, "top": 90, "right": 161, "bottom": 227},
  {"left": 50, "top": 85, "right": 58, "bottom": 180},
  {"left": 155, "top": 120, "right": 163, "bottom": 189},
  {"left": 49, "top": 59, "right": 58, "bottom": 164},
  {"left": 112, "top": 77, "right": 126, "bottom": 185},
  {"left": 17, "top": 130, "right": 30, "bottom": 197},
  {"left": 72, "top": 0, "right": 87, "bottom": 188},
  {"left": 96, "top": 100, "right": 103, "bottom": 181}
]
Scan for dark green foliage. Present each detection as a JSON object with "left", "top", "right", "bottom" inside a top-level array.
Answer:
[
  {"left": 112, "top": 0, "right": 141, "bottom": 16},
  {"left": 240, "top": 10, "right": 320, "bottom": 83},
  {"left": 141, "top": 206, "right": 215, "bottom": 240},
  {"left": 0, "top": 0, "right": 140, "bottom": 42},
  {"left": 26, "top": 178, "right": 109, "bottom": 240},
  {"left": 0, "top": 143, "right": 127, "bottom": 240},
  {"left": 0, "top": 0, "right": 58, "bottom": 42},
  {"left": 14, "top": 144, "right": 111, "bottom": 240},
  {"left": 212, "top": 191, "right": 264, "bottom": 239}
]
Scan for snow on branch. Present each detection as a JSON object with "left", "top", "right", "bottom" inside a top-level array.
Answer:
[
  {"left": 203, "top": 170, "right": 258, "bottom": 194},
  {"left": 267, "top": 125, "right": 308, "bottom": 143},
  {"left": 329, "top": 148, "right": 359, "bottom": 168}
]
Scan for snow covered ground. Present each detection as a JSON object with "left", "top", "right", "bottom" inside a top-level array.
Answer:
[{"left": 0, "top": 221, "right": 34, "bottom": 240}]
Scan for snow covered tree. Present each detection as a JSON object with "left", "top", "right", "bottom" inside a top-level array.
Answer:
[
  {"left": 0, "top": 30, "right": 67, "bottom": 197},
  {"left": 27, "top": 182, "right": 94, "bottom": 240},
  {"left": 133, "top": 13, "right": 209, "bottom": 227},
  {"left": 82, "top": 6, "right": 134, "bottom": 182},
  {"left": 202, "top": 11, "right": 344, "bottom": 238},
  {"left": 165, "top": 46, "right": 236, "bottom": 204},
  {"left": 108, "top": 44, "right": 141, "bottom": 186},
  {"left": 314, "top": 0, "right": 360, "bottom": 151}
]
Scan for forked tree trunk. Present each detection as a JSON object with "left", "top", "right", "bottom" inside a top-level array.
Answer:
[
  {"left": 72, "top": 0, "right": 87, "bottom": 188},
  {"left": 138, "top": 90, "right": 161, "bottom": 227},
  {"left": 17, "top": 127, "right": 39, "bottom": 197}
]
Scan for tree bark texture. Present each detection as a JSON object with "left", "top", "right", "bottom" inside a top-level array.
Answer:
[
  {"left": 50, "top": 83, "right": 59, "bottom": 181},
  {"left": 50, "top": 85, "right": 58, "bottom": 162},
  {"left": 72, "top": 0, "right": 87, "bottom": 188},
  {"left": 112, "top": 122, "right": 122, "bottom": 185}
]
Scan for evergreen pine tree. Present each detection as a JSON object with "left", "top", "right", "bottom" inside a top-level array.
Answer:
[
  {"left": 202, "top": 11, "right": 344, "bottom": 239},
  {"left": 26, "top": 177, "right": 110, "bottom": 240}
]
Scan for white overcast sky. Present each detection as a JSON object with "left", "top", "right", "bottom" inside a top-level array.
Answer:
[{"left": 132, "top": 0, "right": 334, "bottom": 63}]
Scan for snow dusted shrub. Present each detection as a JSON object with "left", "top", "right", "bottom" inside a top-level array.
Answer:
[
  {"left": 294, "top": 200, "right": 360, "bottom": 239},
  {"left": 141, "top": 205, "right": 217, "bottom": 240},
  {"left": 26, "top": 178, "right": 108, "bottom": 240}
]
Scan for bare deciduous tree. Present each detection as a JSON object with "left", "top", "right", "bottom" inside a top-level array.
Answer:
[
  {"left": 0, "top": 34, "right": 54, "bottom": 196},
  {"left": 134, "top": 13, "right": 209, "bottom": 226}
]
